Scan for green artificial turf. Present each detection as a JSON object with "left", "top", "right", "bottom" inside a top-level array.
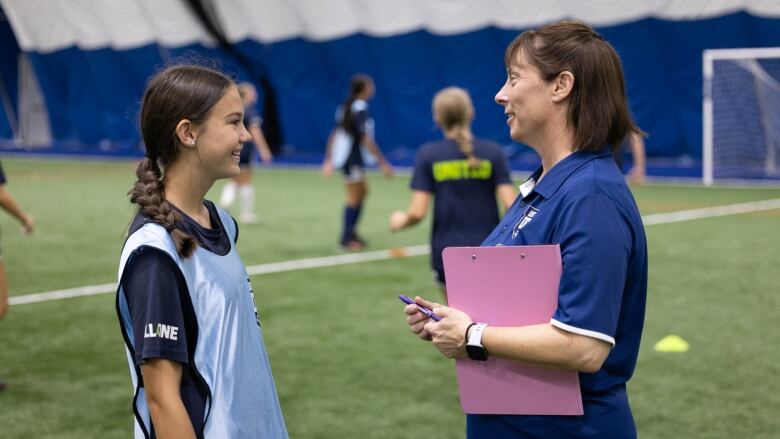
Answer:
[{"left": 0, "top": 157, "right": 778, "bottom": 438}]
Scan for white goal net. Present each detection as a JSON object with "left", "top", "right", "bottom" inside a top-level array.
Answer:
[{"left": 703, "top": 48, "right": 780, "bottom": 185}]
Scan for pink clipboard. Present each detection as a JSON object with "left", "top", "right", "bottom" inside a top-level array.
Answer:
[{"left": 443, "top": 245, "right": 583, "bottom": 415}]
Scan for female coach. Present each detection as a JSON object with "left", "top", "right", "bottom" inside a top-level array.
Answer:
[{"left": 403, "top": 21, "right": 648, "bottom": 439}]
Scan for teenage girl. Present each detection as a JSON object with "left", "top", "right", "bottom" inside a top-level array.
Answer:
[
  {"left": 116, "top": 65, "right": 288, "bottom": 438},
  {"left": 322, "top": 74, "right": 394, "bottom": 250},
  {"left": 389, "top": 87, "right": 515, "bottom": 301},
  {"left": 218, "top": 82, "right": 273, "bottom": 223}
]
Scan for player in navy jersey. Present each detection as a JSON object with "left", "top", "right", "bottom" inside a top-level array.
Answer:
[
  {"left": 322, "top": 74, "right": 394, "bottom": 251},
  {"left": 0, "top": 158, "right": 35, "bottom": 391},
  {"left": 116, "top": 65, "right": 287, "bottom": 438},
  {"left": 218, "top": 82, "right": 273, "bottom": 224},
  {"left": 389, "top": 87, "right": 515, "bottom": 300},
  {"left": 403, "top": 21, "right": 647, "bottom": 439}
]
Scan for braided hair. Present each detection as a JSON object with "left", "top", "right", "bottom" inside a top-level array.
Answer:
[
  {"left": 129, "top": 65, "right": 232, "bottom": 257},
  {"left": 340, "top": 74, "right": 373, "bottom": 132},
  {"left": 432, "top": 87, "right": 480, "bottom": 169}
]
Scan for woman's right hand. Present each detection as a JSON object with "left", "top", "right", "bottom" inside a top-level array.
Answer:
[{"left": 404, "top": 296, "right": 440, "bottom": 341}]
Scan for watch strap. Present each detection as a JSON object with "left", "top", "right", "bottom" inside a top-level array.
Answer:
[{"left": 467, "top": 323, "right": 489, "bottom": 347}]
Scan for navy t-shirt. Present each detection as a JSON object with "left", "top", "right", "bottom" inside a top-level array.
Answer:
[
  {"left": 410, "top": 138, "right": 512, "bottom": 277},
  {"left": 121, "top": 200, "right": 237, "bottom": 438}
]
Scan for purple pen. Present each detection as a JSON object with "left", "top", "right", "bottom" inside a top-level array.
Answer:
[{"left": 399, "top": 294, "right": 442, "bottom": 321}]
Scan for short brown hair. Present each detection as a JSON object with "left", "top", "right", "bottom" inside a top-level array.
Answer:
[{"left": 504, "top": 21, "right": 639, "bottom": 152}]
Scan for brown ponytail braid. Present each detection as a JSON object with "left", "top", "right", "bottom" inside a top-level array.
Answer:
[
  {"left": 128, "top": 156, "right": 196, "bottom": 257},
  {"left": 433, "top": 87, "right": 480, "bottom": 169},
  {"left": 341, "top": 74, "right": 374, "bottom": 131},
  {"left": 448, "top": 125, "right": 479, "bottom": 169}
]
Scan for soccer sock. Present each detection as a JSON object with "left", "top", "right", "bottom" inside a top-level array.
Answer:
[
  {"left": 220, "top": 181, "right": 237, "bottom": 207},
  {"left": 239, "top": 185, "right": 255, "bottom": 217},
  {"left": 353, "top": 202, "right": 363, "bottom": 237},
  {"left": 342, "top": 205, "right": 360, "bottom": 243}
]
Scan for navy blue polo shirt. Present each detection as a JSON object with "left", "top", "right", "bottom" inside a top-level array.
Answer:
[
  {"left": 476, "top": 150, "right": 647, "bottom": 438},
  {"left": 411, "top": 138, "right": 511, "bottom": 280}
]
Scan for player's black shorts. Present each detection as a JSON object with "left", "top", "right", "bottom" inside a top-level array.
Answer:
[{"left": 341, "top": 154, "right": 366, "bottom": 182}]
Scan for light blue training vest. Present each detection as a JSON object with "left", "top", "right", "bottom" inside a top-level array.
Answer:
[{"left": 116, "top": 207, "right": 288, "bottom": 438}]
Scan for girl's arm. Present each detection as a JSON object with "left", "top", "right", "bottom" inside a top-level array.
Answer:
[
  {"left": 248, "top": 121, "right": 273, "bottom": 164},
  {"left": 496, "top": 183, "right": 517, "bottom": 211},
  {"left": 0, "top": 264, "right": 8, "bottom": 319},
  {"left": 321, "top": 129, "right": 336, "bottom": 177},
  {"left": 141, "top": 359, "right": 197, "bottom": 439},
  {"left": 389, "top": 191, "right": 430, "bottom": 231},
  {"left": 361, "top": 134, "right": 394, "bottom": 177},
  {"left": 0, "top": 185, "right": 33, "bottom": 234},
  {"left": 626, "top": 132, "right": 646, "bottom": 185}
]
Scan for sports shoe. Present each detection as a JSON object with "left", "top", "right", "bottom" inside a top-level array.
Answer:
[
  {"left": 340, "top": 239, "right": 366, "bottom": 252},
  {"left": 351, "top": 234, "right": 368, "bottom": 247}
]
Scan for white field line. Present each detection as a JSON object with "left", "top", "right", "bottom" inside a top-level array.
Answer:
[
  {"left": 8, "top": 245, "right": 430, "bottom": 306},
  {"left": 641, "top": 198, "right": 780, "bottom": 225},
  {"left": 9, "top": 198, "right": 780, "bottom": 306}
]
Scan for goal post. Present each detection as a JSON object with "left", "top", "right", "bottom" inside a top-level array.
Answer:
[{"left": 703, "top": 47, "right": 780, "bottom": 185}]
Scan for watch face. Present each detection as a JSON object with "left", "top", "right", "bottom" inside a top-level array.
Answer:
[{"left": 466, "top": 344, "right": 489, "bottom": 361}]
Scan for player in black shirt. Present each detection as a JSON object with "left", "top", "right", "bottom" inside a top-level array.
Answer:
[{"left": 390, "top": 87, "right": 515, "bottom": 301}]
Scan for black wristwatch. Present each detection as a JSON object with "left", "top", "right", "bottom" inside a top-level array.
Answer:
[{"left": 465, "top": 323, "right": 489, "bottom": 361}]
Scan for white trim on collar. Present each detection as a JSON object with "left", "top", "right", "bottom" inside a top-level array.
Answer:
[{"left": 519, "top": 178, "right": 536, "bottom": 198}]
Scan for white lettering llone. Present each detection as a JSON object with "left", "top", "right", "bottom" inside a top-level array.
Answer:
[{"left": 143, "top": 323, "right": 179, "bottom": 341}]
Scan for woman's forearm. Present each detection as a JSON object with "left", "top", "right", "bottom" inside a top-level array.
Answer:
[{"left": 480, "top": 324, "right": 612, "bottom": 373}]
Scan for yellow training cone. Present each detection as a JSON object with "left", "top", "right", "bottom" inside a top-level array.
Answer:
[{"left": 654, "top": 335, "right": 689, "bottom": 353}]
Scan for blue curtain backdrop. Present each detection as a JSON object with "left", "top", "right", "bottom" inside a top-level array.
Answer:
[
  {"left": 1, "top": 3, "right": 779, "bottom": 161},
  {"left": 0, "top": 7, "right": 19, "bottom": 139}
]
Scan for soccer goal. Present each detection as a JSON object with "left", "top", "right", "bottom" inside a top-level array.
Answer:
[{"left": 703, "top": 47, "right": 780, "bottom": 185}]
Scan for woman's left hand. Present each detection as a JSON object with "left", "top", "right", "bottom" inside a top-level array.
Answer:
[{"left": 424, "top": 306, "right": 473, "bottom": 359}]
